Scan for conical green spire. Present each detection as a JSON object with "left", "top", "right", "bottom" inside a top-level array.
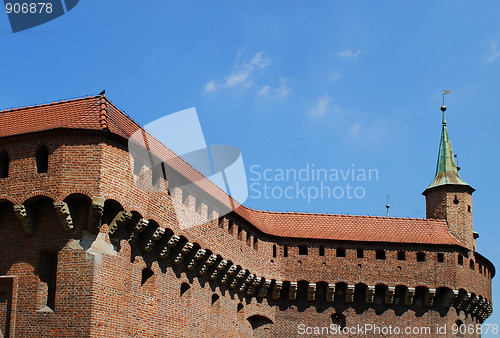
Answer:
[{"left": 424, "top": 106, "right": 474, "bottom": 193}]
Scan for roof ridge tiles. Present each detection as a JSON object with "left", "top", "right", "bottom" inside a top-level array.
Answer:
[
  {"left": 239, "top": 205, "right": 441, "bottom": 222},
  {"left": 0, "top": 95, "right": 98, "bottom": 113}
]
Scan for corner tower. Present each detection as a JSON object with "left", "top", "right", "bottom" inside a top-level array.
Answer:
[{"left": 423, "top": 105, "right": 476, "bottom": 250}]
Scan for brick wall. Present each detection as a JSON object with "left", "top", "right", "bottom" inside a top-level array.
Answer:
[{"left": 0, "top": 129, "right": 493, "bottom": 337}]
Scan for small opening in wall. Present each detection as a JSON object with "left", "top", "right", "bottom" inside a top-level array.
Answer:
[
  {"left": 357, "top": 249, "right": 364, "bottom": 258},
  {"left": 141, "top": 268, "right": 154, "bottom": 286},
  {"left": 39, "top": 249, "right": 58, "bottom": 310},
  {"left": 36, "top": 145, "right": 49, "bottom": 173},
  {"left": 458, "top": 254, "right": 463, "bottom": 265},
  {"left": 283, "top": 246, "right": 288, "bottom": 257},
  {"left": 237, "top": 303, "right": 244, "bottom": 312},
  {"left": 453, "top": 195, "right": 459, "bottom": 205},
  {"left": 470, "top": 260, "right": 475, "bottom": 270},
  {"left": 336, "top": 248, "right": 346, "bottom": 257},
  {"left": 272, "top": 245, "right": 277, "bottom": 258},
  {"left": 253, "top": 236, "right": 258, "bottom": 250},
  {"left": 211, "top": 294, "right": 219, "bottom": 305},
  {"left": 0, "top": 151, "right": 9, "bottom": 178},
  {"left": 397, "top": 251, "right": 405, "bottom": 261},
  {"left": 437, "top": 253, "right": 444, "bottom": 263},
  {"left": 468, "top": 205, "right": 471, "bottom": 213},
  {"left": 331, "top": 313, "right": 346, "bottom": 329},
  {"left": 299, "top": 246, "right": 308, "bottom": 255},
  {"left": 237, "top": 226, "right": 243, "bottom": 240},
  {"left": 376, "top": 250, "right": 386, "bottom": 260},
  {"left": 416, "top": 252, "right": 426, "bottom": 262},
  {"left": 319, "top": 246, "right": 325, "bottom": 256},
  {"left": 456, "top": 319, "right": 464, "bottom": 328},
  {"left": 180, "top": 282, "right": 190, "bottom": 296}
]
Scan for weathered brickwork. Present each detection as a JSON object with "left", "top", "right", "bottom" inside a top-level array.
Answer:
[{"left": 0, "top": 97, "right": 494, "bottom": 337}]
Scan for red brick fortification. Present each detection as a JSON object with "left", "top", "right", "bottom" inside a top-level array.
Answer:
[{"left": 0, "top": 96, "right": 494, "bottom": 337}]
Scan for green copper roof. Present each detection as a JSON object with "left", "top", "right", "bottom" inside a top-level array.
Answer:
[{"left": 424, "top": 107, "right": 474, "bottom": 193}]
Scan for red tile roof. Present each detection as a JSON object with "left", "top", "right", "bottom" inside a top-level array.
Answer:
[{"left": 0, "top": 96, "right": 462, "bottom": 246}]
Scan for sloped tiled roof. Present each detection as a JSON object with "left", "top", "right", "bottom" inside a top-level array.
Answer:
[{"left": 0, "top": 95, "right": 462, "bottom": 246}]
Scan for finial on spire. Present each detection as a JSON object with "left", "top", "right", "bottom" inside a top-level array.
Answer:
[
  {"left": 442, "top": 90, "right": 451, "bottom": 124},
  {"left": 386, "top": 195, "right": 390, "bottom": 217}
]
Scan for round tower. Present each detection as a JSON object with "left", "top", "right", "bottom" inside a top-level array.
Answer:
[{"left": 423, "top": 105, "right": 476, "bottom": 250}]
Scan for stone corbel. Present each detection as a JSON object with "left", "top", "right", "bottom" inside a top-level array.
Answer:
[
  {"left": 385, "top": 287, "right": 395, "bottom": 305},
  {"left": 289, "top": 282, "right": 298, "bottom": 300},
  {"left": 272, "top": 281, "right": 283, "bottom": 300},
  {"left": 220, "top": 265, "right": 238, "bottom": 285},
  {"left": 366, "top": 286, "right": 375, "bottom": 304},
  {"left": 346, "top": 285, "right": 355, "bottom": 303},
  {"left": 326, "top": 284, "right": 335, "bottom": 302},
  {"left": 14, "top": 204, "right": 34, "bottom": 234},
  {"left": 425, "top": 288, "right": 436, "bottom": 307},
  {"left": 307, "top": 283, "right": 316, "bottom": 301},
  {"left": 258, "top": 279, "right": 272, "bottom": 298},
  {"left": 53, "top": 201, "right": 74, "bottom": 232},
  {"left": 173, "top": 242, "right": 194, "bottom": 264},
  {"left": 199, "top": 254, "right": 218, "bottom": 276},
  {"left": 187, "top": 249, "right": 206, "bottom": 270},
  {"left": 210, "top": 260, "right": 228, "bottom": 280},
  {"left": 158, "top": 234, "right": 180, "bottom": 259},
  {"left": 128, "top": 218, "right": 149, "bottom": 243},
  {"left": 239, "top": 274, "right": 255, "bottom": 293},
  {"left": 405, "top": 287, "right": 415, "bottom": 306},
  {"left": 246, "top": 277, "right": 262, "bottom": 296},
  {"left": 443, "top": 290, "right": 459, "bottom": 308},
  {"left": 144, "top": 227, "right": 165, "bottom": 252},
  {"left": 88, "top": 196, "right": 105, "bottom": 233},
  {"left": 230, "top": 269, "right": 247, "bottom": 288},
  {"left": 108, "top": 210, "right": 132, "bottom": 235}
]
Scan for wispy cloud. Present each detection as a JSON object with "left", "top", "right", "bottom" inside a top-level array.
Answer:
[
  {"left": 259, "top": 78, "right": 291, "bottom": 98},
  {"left": 350, "top": 121, "right": 361, "bottom": 136},
  {"left": 204, "top": 52, "right": 272, "bottom": 93},
  {"left": 309, "top": 94, "right": 331, "bottom": 116},
  {"left": 485, "top": 42, "right": 500, "bottom": 63},
  {"left": 204, "top": 80, "right": 217, "bottom": 93},
  {"left": 258, "top": 85, "right": 270, "bottom": 96},
  {"left": 338, "top": 49, "right": 361, "bottom": 59}
]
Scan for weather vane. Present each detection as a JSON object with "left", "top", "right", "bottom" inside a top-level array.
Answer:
[{"left": 442, "top": 89, "right": 452, "bottom": 106}]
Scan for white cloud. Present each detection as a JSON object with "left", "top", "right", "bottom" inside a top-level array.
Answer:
[
  {"left": 276, "top": 78, "right": 291, "bottom": 98},
  {"left": 309, "top": 94, "right": 331, "bottom": 116},
  {"left": 350, "top": 121, "right": 361, "bottom": 136},
  {"left": 258, "top": 85, "right": 270, "bottom": 96},
  {"left": 204, "top": 52, "right": 273, "bottom": 93},
  {"left": 338, "top": 49, "right": 361, "bottom": 58},
  {"left": 486, "top": 42, "right": 500, "bottom": 63},
  {"left": 204, "top": 80, "right": 217, "bottom": 93},
  {"left": 257, "top": 78, "right": 291, "bottom": 98},
  {"left": 330, "top": 73, "right": 341, "bottom": 81}
]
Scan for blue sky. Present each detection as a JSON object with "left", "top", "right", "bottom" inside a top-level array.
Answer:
[{"left": 2, "top": 0, "right": 500, "bottom": 331}]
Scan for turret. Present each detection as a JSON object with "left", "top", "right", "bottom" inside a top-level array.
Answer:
[{"left": 423, "top": 105, "right": 476, "bottom": 250}]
